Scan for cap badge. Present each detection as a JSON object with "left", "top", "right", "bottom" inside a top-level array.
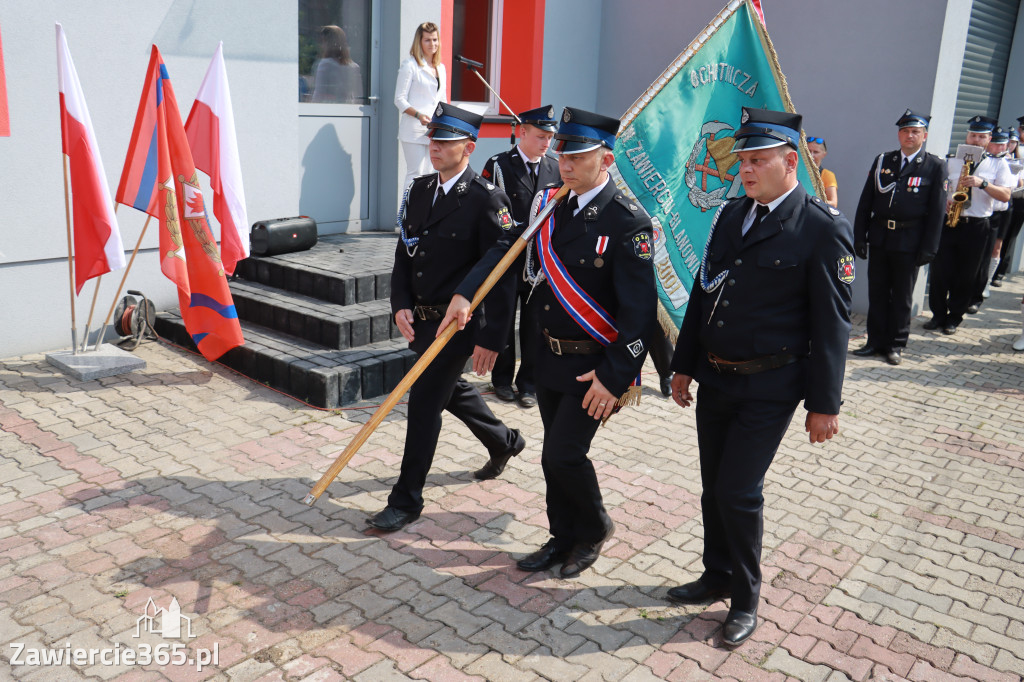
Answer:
[
  {"left": 563, "top": 109, "right": 572, "bottom": 123},
  {"left": 547, "top": 106, "right": 555, "bottom": 118},
  {"left": 904, "top": 108, "right": 912, "bottom": 116},
  {"left": 435, "top": 104, "right": 444, "bottom": 117},
  {"left": 740, "top": 109, "right": 750, "bottom": 124}
]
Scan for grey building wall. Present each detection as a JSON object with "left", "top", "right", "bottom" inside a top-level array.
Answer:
[
  {"left": 0, "top": 0, "right": 297, "bottom": 358},
  {"left": 1000, "top": 0, "right": 1024, "bottom": 273}
]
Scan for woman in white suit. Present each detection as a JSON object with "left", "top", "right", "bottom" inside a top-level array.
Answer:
[{"left": 394, "top": 22, "right": 447, "bottom": 197}]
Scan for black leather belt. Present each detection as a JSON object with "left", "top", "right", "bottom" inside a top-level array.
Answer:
[
  {"left": 875, "top": 218, "right": 921, "bottom": 231},
  {"left": 413, "top": 304, "right": 445, "bottom": 321},
  {"left": 707, "top": 352, "right": 797, "bottom": 375},
  {"left": 543, "top": 330, "right": 602, "bottom": 355}
]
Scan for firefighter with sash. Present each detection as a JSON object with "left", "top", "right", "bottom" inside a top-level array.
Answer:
[{"left": 440, "top": 106, "right": 656, "bottom": 578}]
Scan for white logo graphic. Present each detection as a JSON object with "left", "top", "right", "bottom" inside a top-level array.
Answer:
[{"left": 135, "top": 597, "right": 195, "bottom": 640}]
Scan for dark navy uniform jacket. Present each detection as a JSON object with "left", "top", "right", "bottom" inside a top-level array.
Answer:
[
  {"left": 482, "top": 149, "right": 561, "bottom": 291},
  {"left": 854, "top": 149, "right": 947, "bottom": 261},
  {"left": 391, "top": 166, "right": 518, "bottom": 356},
  {"left": 525, "top": 180, "right": 657, "bottom": 397},
  {"left": 671, "top": 186, "right": 854, "bottom": 415}
]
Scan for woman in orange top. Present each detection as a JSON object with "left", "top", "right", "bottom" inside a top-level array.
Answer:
[{"left": 807, "top": 136, "right": 838, "bottom": 207}]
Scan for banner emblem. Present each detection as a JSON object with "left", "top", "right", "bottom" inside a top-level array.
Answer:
[{"left": 685, "top": 120, "right": 743, "bottom": 212}]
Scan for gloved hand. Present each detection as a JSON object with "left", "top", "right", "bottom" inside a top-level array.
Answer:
[{"left": 855, "top": 242, "right": 868, "bottom": 259}]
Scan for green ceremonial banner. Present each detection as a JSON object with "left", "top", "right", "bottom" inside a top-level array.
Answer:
[{"left": 610, "top": 0, "right": 822, "bottom": 339}]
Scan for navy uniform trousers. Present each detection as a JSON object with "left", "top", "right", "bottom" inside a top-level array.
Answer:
[
  {"left": 866, "top": 247, "right": 918, "bottom": 349},
  {"left": 929, "top": 216, "right": 990, "bottom": 326},
  {"left": 695, "top": 383, "right": 800, "bottom": 612},
  {"left": 388, "top": 346, "right": 518, "bottom": 514},
  {"left": 535, "top": 384, "right": 609, "bottom": 546}
]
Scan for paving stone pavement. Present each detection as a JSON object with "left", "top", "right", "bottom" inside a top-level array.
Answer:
[{"left": 1, "top": 277, "right": 1023, "bottom": 681}]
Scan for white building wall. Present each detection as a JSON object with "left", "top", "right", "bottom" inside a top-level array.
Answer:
[{"left": 0, "top": 0, "right": 298, "bottom": 358}]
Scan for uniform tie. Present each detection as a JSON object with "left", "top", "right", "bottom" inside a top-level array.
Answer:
[
  {"left": 562, "top": 195, "right": 579, "bottom": 220},
  {"left": 433, "top": 186, "right": 446, "bottom": 206},
  {"left": 745, "top": 203, "right": 769, "bottom": 240},
  {"left": 527, "top": 161, "right": 539, "bottom": 178}
]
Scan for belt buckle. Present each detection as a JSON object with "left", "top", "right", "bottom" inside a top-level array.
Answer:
[
  {"left": 887, "top": 219, "right": 896, "bottom": 230},
  {"left": 550, "top": 337, "right": 562, "bottom": 356},
  {"left": 709, "top": 354, "right": 721, "bottom": 373},
  {"left": 415, "top": 307, "right": 427, "bottom": 321}
]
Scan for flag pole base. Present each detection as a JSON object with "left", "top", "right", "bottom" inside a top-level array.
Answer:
[
  {"left": 302, "top": 494, "right": 317, "bottom": 507},
  {"left": 45, "top": 343, "right": 147, "bottom": 381}
]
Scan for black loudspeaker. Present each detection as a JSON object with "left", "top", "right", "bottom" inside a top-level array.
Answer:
[{"left": 250, "top": 216, "right": 318, "bottom": 256}]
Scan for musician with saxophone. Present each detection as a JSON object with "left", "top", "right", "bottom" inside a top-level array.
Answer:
[
  {"left": 853, "top": 110, "right": 946, "bottom": 365},
  {"left": 925, "top": 115, "right": 1013, "bottom": 335}
]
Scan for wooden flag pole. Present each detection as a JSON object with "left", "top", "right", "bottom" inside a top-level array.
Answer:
[
  {"left": 94, "top": 212, "right": 151, "bottom": 351},
  {"left": 302, "top": 185, "right": 569, "bottom": 506},
  {"left": 61, "top": 154, "right": 79, "bottom": 354},
  {"left": 80, "top": 274, "right": 102, "bottom": 352}
]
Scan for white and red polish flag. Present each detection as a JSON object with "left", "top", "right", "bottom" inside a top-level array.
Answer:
[
  {"left": 185, "top": 42, "right": 249, "bottom": 276},
  {"left": 750, "top": 0, "right": 765, "bottom": 24},
  {"left": 56, "top": 23, "right": 125, "bottom": 293}
]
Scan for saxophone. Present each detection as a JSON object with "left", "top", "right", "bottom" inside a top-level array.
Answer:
[{"left": 946, "top": 154, "right": 975, "bottom": 227}]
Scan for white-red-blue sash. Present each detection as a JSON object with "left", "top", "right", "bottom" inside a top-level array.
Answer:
[{"left": 534, "top": 189, "right": 642, "bottom": 397}]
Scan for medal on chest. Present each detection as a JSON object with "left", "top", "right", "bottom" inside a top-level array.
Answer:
[{"left": 594, "top": 236, "right": 609, "bottom": 268}]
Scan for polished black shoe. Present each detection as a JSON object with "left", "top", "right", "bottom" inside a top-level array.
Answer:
[
  {"left": 473, "top": 429, "right": 526, "bottom": 480},
  {"left": 367, "top": 506, "right": 420, "bottom": 532},
  {"left": 886, "top": 349, "right": 902, "bottom": 366},
  {"left": 852, "top": 344, "right": 882, "bottom": 357},
  {"left": 494, "top": 385, "right": 516, "bottom": 402},
  {"left": 659, "top": 375, "right": 672, "bottom": 397},
  {"left": 942, "top": 325, "right": 957, "bottom": 335},
  {"left": 966, "top": 304, "right": 980, "bottom": 315},
  {"left": 516, "top": 392, "right": 537, "bottom": 408},
  {"left": 665, "top": 580, "right": 731, "bottom": 605},
  {"left": 516, "top": 539, "right": 570, "bottom": 572},
  {"left": 922, "top": 318, "right": 941, "bottom": 330},
  {"left": 722, "top": 608, "right": 758, "bottom": 646},
  {"left": 991, "top": 277, "right": 1003, "bottom": 287},
  {"left": 560, "top": 522, "right": 615, "bottom": 578}
]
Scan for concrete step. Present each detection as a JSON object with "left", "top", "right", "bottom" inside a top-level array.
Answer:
[
  {"left": 154, "top": 311, "right": 416, "bottom": 408},
  {"left": 233, "top": 233, "right": 396, "bottom": 305},
  {"left": 229, "top": 279, "right": 400, "bottom": 349}
]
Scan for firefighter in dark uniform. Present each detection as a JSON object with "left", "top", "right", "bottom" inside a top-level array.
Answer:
[
  {"left": 852, "top": 109, "right": 946, "bottom": 365},
  {"left": 481, "top": 105, "right": 562, "bottom": 409},
  {"left": 667, "top": 108, "right": 854, "bottom": 646},
  {"left": 440, "top": 107, "right": 656, "bottom": 578},
  {"left": 371, "top": 103, "right": 525, "bottom": 533}
]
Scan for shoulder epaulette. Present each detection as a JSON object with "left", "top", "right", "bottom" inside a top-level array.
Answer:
[{"left": 809, "top": 194, "right": 840, "bottom": 219}]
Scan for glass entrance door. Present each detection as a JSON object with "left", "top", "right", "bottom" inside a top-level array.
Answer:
[{"left": 298, "top": 0, "right": 380, "bottom": 234}]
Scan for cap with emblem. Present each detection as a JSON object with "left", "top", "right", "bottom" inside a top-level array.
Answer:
[
  {"left": 427, "top": 102, "right": 483, "bottom": 141},
  {"left": 896, "top": 109, "right": 930, "bottom": 129},
  {"left": 732, "top": 107, "right": 803, "bottom": 152},
  {"left": 967, "top": 115, "right": 998, "bottom": 133},
  {"left": 1010, "top": 127, "right": 1020, "bottom": 142},
  {"left": 553, "top": 107, "right": 620, "bottom": 154},
  {"left": 518, "top": 104, "right": 557, "bottom": 131},
  {"left": 991, "top": 126, "right": 1009, "bottom": 143},
  {"left": 1017, "top": 115, "right": 1024, "bottom": 126}
]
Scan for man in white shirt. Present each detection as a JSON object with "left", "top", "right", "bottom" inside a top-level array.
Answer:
[{"left": 925, "top": 116, "right": 1013, "bottom": 334}]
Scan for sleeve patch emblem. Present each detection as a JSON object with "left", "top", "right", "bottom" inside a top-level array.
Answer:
[
  {"left": 838, "top": 254, "right": 856, "bottom": 284},
  {"left": 627, "top": 339, "right": 645, "bottom": 358},
  {"left": 633, "top": 233, "right": 652, "bottom": 260},
  {"left": 482, "top": 168, "right": 491, "bottom": 179},
  {"left": 497, "top": 207, "right": 513, "bottom": 230}
]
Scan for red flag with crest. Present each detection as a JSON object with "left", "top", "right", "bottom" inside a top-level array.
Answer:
[{"left": 118, "top": 46, "right": 243, "bottom": 361}]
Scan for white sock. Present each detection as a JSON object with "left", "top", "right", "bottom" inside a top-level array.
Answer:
[{"left": 989, "top": 257, "right": 1000, "bottom": 281}]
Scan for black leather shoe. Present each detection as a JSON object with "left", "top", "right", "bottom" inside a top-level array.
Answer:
[
  {"left": 922, "top": 318, "right": 941, "bottom": 330},
  {"left": 473, "top": 429, "right": 526, "bottom": 480},
  {"left": 517, "top": 392, "right": 537, "bottom": 408},
  {"left": 886, "top": 349, "right": 902, "bottom": 365},
  {"left": 494, "top": 385, "right": 516, "bottom": 402},
  {"left": 367, "top": 506, "right": 420, "bottom": 532},
  {"left": 516, "top": 539, "right": 570, "bottom": 572},
  {"left": 659, "top": 376, "right": 672, "bottom": 397},
  {"left": 991, "top": 277, "right": 1003, "bottom": 287},
  {"left": 665, "top": 580, "right": 731, "bottom": 605},
  {"left": 966, "top": 304, "right": 980, "bottom": 314},
  {"left": 942, "top": 325, "right": 957, "bottom": 335},
  {"left": 852, "top": 344, "right": 881, "bottom": 357},
  {"left": 560, "top": 522, "right": 615, "bottom": 578},
  {"left": 723, "top": 608, "right": 758, "bottom": 646}
]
